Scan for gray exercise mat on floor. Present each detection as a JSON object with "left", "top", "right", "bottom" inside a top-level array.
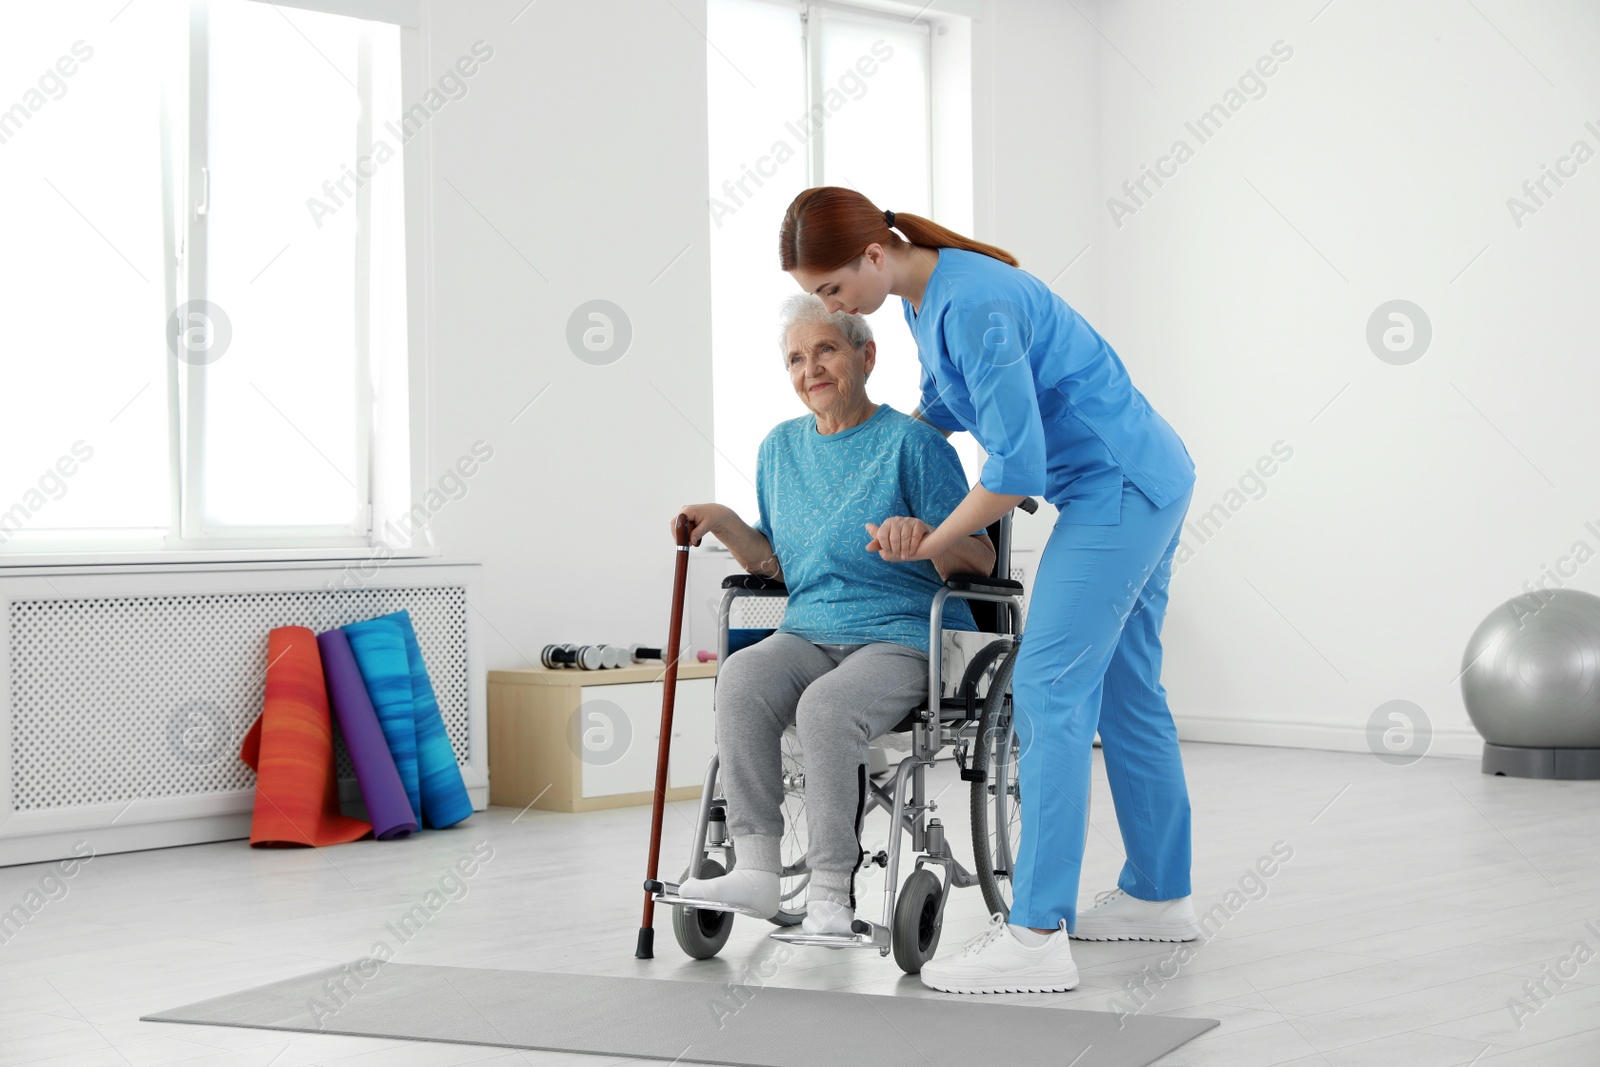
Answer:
[{"left": 143, "top": 960, "right": 1217, "bottom": 1067}]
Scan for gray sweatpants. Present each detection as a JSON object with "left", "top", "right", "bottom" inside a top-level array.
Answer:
[{"left": 714, "top": 632, "right": 928, "bottom": 907}]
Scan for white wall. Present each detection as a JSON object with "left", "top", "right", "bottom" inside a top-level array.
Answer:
[
  {"left": 970, "top": 0, "right": 1104, "bottom": 562},
  {"left": 411, "top": 0, "right": 1086, "bottom": 669},
  {"left": 1091, "top": 0, "right": 1600, "bottom": 755},
  {"left": 414, "top": 0, "right": 1600, "bottom": 761},
  {"left": 413, "top": 0, "right": 717, "bottom": 662}
]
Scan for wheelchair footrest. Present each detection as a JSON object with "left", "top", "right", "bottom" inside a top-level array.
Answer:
[
  {"left": 768, "top": 922, "right": 889, "bottom": 952},
  {"left": 651, "top": 886, "right": 773, "bottom": 920}
]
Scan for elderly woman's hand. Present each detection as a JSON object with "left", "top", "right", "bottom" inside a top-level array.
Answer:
[
  {"left": 674, "top": 503, "right": 733, "bottom": 547},
  {"left": 864, "top": 516, "right": 935, "bottom": 563}
]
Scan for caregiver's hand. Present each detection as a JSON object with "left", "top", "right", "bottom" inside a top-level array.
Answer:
[
  {"left": 865, "top": 516, "right": 934, "bottom": 563},
  {"left": 674, "top": 503, "right": 732, "bottom": 548}
]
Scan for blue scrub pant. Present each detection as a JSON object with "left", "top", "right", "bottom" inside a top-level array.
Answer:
[{"left": 1008, "top": 479, "right": 1194, "bottom": 932}]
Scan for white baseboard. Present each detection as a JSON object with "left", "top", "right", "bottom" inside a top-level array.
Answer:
[
  {"left": 1175, "top": 714, "right": 1482, "bottom": 761},
  {"left": 0, "top": 814, "right": 253, "bottom": 868},
  {"left": 0, "top": 784, "right": 489, "bottom": 869}
]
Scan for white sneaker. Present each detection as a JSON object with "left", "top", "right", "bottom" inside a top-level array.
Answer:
[
  {"left": 801, "top": 899, "right": 854, "bottom": 937},
  {"left": 1070, "top": 888, "right": 1201, "bottom": 942},
  {"left": 677, "top": 868, "right": 779, "bottom": 919},
  {"left": 918, "top": 914, "right": 1079, "bottom": 994}
]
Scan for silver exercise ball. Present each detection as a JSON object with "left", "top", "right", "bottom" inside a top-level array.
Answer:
[{"left": 1460, "top": 589, "right": 1600, "bottom": 778}]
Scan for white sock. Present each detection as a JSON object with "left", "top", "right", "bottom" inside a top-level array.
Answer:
[
  {"left": 1009, "top": 923, "right": 1054, "bottom": 947},
  {"left": 807, "top": 884, "right": 850, "bottom": 909}
]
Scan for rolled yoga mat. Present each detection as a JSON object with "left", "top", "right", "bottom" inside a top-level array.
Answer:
[
  {"left": 238, "top": 627, "right": 372, "bottom": 848},
  {"left": 382, "top": 609, "right": 474, "bottom": 829},
  {"left": 344, "top": 611, "right": 473, "bottom": 829},
  {"left": 317, "top": 628, "right": 417, "bottom": 840},
  {"left": 342, "top": 618, "right": 420, "bottom": 819}
]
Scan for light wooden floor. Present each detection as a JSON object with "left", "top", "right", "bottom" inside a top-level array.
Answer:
[{"left": 2, "top": 741, "right": 1598, "bottom": 1066}]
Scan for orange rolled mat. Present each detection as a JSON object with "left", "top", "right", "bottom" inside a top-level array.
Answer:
[{"left": 239, "top": 626, "right": 371, "bottom": 848}]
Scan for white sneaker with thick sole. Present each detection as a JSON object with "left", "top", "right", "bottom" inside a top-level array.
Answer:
[
  {"left": 918, "top": 914, "right": 1079, "bottom": 994},
  {"left": 677, "top": 868, "right": 779, "bottom": 919},
  {"left": 1070, "top": 888, "right": 1201, "bottom": 942},
  {"left": 800, "top": 899, "right": 854, "bottom": 937}
]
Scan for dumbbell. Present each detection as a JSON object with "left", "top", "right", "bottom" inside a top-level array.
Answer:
[
  {"left": 541, "top": 643, "right": 606, "bottom": 670},
  {"left": 628, "top": 644, "right": 664, "bottom": 662}
]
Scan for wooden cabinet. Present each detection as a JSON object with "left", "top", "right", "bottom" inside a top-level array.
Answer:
[{"left": 487, "top": 663, "right": 717, "bottom": 813}]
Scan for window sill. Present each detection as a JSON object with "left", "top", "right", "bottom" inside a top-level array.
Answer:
[{"left": 0, "top": 544, "right": 449, "bottom": 574}]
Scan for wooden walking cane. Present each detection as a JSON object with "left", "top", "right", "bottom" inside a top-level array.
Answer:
[{"left": 636, "top": 513, "right": 693, "bottom": 959}]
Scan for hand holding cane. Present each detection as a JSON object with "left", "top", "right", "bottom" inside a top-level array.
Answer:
[{"left": 636, "top": 513, "right": 691, "bottom": 958}]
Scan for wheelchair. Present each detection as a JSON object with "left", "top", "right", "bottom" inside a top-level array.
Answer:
[{"left": 645, "top": 498, "right": 1039, "bottom": 974}]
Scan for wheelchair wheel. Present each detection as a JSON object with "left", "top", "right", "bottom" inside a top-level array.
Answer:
[
  {"left": 672, "top": 858, "right": 735, "bottom": 959},
  {"left": 969, "top": 640, "right": 1022, "bottom": 920},
  {"left": 769, "top": 727, "right": 810, "bottom": 927},
  {"left": 892, "top": 867, "right": 945, "bottom": 974}
]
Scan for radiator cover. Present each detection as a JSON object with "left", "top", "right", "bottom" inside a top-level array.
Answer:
[{"left": 0, "top": 558, "right": 486, "bottom": 865}]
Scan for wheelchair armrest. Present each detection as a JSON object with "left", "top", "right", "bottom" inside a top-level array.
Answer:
[
  {"left": 944, "top": 574, "right": 1024, "bottom": 597},
  {"left": 721, "top": 574, "right": 788, "bottom": 593}
]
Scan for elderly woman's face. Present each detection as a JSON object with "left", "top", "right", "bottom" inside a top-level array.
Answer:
[{"left": 784, "top": 319, "right": 875, "bottom": 419}]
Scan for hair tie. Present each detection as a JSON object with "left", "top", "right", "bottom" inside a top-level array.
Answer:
[{"left": 884, "top": 209, "right": 896, "bottom": 229}]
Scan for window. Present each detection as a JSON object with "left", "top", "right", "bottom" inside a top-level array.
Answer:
[
  {"left": 0, "top": 0, "right": 408, "bottom": 557},
  {"left": 706, "top": 0, "right": 952, "bottom": 523}
]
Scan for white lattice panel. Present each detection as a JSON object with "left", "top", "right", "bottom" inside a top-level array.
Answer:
[
  {"left": 730, "top": 596, "right": 786, "bottom": 629},
  {"left": 8, "top": 586, "right": 469, "bottom": 812}
]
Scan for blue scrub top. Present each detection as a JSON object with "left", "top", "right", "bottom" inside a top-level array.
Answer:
[{"left": 906, "top": 248, "right": 1196, "bottom": 525}]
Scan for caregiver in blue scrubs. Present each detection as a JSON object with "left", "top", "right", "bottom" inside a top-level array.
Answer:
[{"left": 781, "top": 187, "right": 1202, "bottom": 995}]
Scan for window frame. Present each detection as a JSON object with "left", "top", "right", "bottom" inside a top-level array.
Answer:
[
  {"left": 0, "top": 0, "right": 428, "bottom": 566},
  {"left": 707, "top": 0, "right": 974, "bottom": 515}
]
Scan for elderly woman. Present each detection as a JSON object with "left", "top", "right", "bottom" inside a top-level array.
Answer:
[{"left": 672, "top": 293, "right": 995, "bottom": 936}]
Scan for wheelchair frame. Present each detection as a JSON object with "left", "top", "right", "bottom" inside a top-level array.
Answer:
[{"left": 647, "top": 499, "right": 1039, "bottom": 972}]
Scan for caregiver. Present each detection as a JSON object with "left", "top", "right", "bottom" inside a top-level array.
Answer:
[{"left": 780, "top": 186, "right": 1202, "bottom": 995}]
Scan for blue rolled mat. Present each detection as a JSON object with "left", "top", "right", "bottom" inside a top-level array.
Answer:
[
  {"left": 728, "top": 628, "right": 776, "bottom": 656},
  {"left": 317, "top": 628, "right": 417, "bottom": 840},
  {"left": 343, "top": 618, "right": 421, "bottom": 820},
  {"left": 377, "top": 609, "right": 473, "bottom": 829}
]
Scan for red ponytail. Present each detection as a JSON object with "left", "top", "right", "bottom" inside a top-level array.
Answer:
[{"left": 779, "top": 186, "right": 1018, "bottom": 272}]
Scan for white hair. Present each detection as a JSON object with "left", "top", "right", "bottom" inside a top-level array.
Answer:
[{"left": 776, "top": 293, "right": 873, "bottom": 361}]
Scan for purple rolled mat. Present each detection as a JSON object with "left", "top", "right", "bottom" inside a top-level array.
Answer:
[{"left": 317, "top": 628, "right": 418, "bottom": 840}]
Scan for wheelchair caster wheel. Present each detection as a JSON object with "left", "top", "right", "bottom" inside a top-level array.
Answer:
[
  {"left": 672, "top": 858, "right": 735, "bottom": 960},
  {"left": 892, "top": 867, "right": 945, "bottom": 974}
]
